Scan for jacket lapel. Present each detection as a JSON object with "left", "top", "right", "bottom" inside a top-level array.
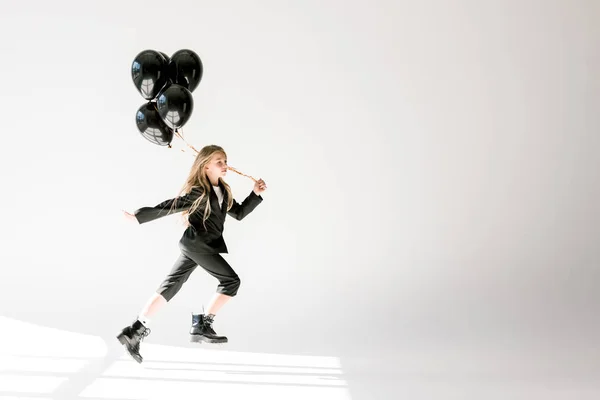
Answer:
[
  {"left": 209, "top": 182, "right": 228, "bottom": 215},
  {"left": 221, "top": 184, "right": 228, "bottom": 213},
  {"left": 220, "top": 181, "right": 229, "bottom": 213}
]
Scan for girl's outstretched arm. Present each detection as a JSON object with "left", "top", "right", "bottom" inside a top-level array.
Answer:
[
  {"left": 133, "top": 186, "right": 204, "bottom": 224},
  {"left": 227, "top": 191, "right": 263, "bottom": 221}
]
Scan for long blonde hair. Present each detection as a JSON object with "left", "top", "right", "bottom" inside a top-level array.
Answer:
[{"left": 170, "top": 145, "right": 233, "bottom": 227}]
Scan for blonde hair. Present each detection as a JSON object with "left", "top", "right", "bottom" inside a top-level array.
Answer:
[{"left": 170, "top": 144, "right": 233, "bottom": 228}]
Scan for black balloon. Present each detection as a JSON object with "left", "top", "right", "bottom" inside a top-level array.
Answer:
[
  {"left": 159, "top": 52, "right": 174, "bottom": 86},
  {"left": 168, "top": 49, "right": 203, "bottom": 92},
  {"left": 157, "top": 84, "right": 194, "bottom": 129},
  {"left": 135, "top": 102, "right": 174, "bottom": 146},
  {"left": 131, "top": 50, "right": 169, "bottom": 100}
]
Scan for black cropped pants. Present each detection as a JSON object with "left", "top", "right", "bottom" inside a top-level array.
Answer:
[{"left": 156, "top": 250, "right": 241, "bottom": 302}]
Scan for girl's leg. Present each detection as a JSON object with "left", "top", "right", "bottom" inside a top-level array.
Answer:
[
  {"left": 118, "top": 252, "right": 198, "bottom": 363},
  {"left": 182, "top": 252, "right": 240, "bottom": 343},
  {"left": 140, "top": 253, "right": 198, "bottom": 325},
  {"left": 138, "top": 292, "right": 167, "bottom": 324},
  {"left": 206, "top": 293, "right": 232, "bottom": 315},
  {"left": 185, "top": 252, "right": 241, "bottom": 316}
]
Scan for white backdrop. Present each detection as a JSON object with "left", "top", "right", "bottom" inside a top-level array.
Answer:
[{"left": 0, "top": 1, "right": 599, "bottom": 399}]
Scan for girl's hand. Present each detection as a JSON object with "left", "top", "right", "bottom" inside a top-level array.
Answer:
[
  {"left": 122, "top": 210, "right": 137, "bottom": 223},
  {"left": 253, "top": 179, "right": 267, "bottom": 195}
]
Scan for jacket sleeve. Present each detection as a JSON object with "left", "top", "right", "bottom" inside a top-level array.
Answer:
[
  {"left": 227, "top": 191, "right": 263, "bottom": 221},
  {"left": 134, "top": 187, "right": 204, "bottom": 224}
]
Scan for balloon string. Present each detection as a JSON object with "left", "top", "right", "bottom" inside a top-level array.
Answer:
[
  {"left": 227, "top": 166, "right": 258, "bottom": 183},
  {"left": 174, "top": 129, "right": 200, "bottom": 154},
  {"left": 173, "top": 129, "right": 258, "bottom": 183}
]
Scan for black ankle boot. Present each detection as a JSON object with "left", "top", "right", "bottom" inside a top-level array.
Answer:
[
  {"left": 117, "top": 319, "right": 151, "bottom": 363},
  {"left": 190, "top": 313, "right": 228, "bottom": 344}
]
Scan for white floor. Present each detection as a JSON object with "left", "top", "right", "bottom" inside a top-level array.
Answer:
[
  {"left": 1, "top": 315, "right": 599, "bottom": 400},
  {"left": 0, "top": 316, "right": 351, "bottom": 399}
]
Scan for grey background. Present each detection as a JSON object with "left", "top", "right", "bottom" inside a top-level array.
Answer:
[{"left": 0, "top": 0, "right": 598, "bottom": 398}]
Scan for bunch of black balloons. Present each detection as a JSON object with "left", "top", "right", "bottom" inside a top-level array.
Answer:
[{"left": 132, "top": 49, "right": 202, "bottom": 146}]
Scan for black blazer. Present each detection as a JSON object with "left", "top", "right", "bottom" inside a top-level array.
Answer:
[{"left": 134, "top": 181, "right": 263, "bottom": 254}]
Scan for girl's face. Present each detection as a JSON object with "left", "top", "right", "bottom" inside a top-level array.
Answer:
[{"left": 204, "top": 152, "right": 228, "bottom": 182}]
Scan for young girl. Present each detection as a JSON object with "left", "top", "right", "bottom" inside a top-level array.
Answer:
[{"left": 117, "top": 144, "right": 266, "bottom": 363}]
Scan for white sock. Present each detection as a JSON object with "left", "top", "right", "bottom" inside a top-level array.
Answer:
[{"left": 138, "top": 315, "right": 151, "bottom": 327}]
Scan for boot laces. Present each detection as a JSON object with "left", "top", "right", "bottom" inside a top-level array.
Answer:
[
  {"left": 137, "top": 326, "right": 151, "bottom": 342},
  {"left": 203, "top": 316, "right": 217, "bottom": 334},
  {"left": 132, "top": 328, "right": 150, "bottom": 353},
  {"left": 141, "top": 327, "right": 151, "bottom": 339}
]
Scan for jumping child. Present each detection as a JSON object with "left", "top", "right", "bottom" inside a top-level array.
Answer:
[{"left": 117, "top": 144, "right": 266, "bottom": 363}]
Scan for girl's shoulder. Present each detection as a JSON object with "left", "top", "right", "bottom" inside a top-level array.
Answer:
[{"left": 189, "top": 186, "right": 206, "bottom": 196}]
